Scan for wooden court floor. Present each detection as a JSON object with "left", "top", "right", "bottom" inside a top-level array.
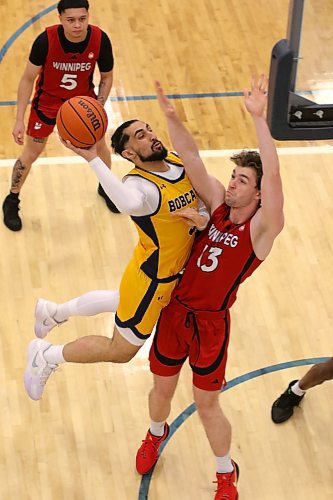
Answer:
[{"left": 0, "top": 1, "right": 332, "bottom": 499}]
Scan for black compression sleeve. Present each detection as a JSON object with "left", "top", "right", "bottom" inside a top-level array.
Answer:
[
  {"left": 29, "top": 32, "right": 48, "bottom": 66},
  {"left": 97, "top": 31, "right": 114, "bottom": 72}
]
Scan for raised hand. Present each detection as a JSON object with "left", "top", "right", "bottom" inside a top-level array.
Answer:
[
  {"left": 244, "top": 74, "right": 268, "bottom": 118},
  {"left": 58, "top": 137, "right": 98, "bottom": 162},
  {"left": 155, "top": 81, "right": 176, "bottom": 118}
]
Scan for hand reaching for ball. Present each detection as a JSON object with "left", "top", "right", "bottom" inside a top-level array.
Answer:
[
  {"left": 59, "top": 137, "right": 98, "bottom": 162},
  {"left": 56, "top": 96, "right": 108, "bottom": 148}
]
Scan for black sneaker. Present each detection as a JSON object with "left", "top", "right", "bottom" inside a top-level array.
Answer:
[
  {"left": 3, "top": 194, "right": 22, "bottom": 231},
  {"left": 97, "top": 183, "right": 120, "bottom": 213},
  {"left": 271, "top": 379, "right": 305, "bottom": 423}
]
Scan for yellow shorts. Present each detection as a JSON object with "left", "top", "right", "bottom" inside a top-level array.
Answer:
[{"left": 115, "top": 260, "right": 178, "bottom": 346}]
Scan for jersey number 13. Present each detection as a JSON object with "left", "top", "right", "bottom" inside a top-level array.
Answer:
[{"left": 197, "top": 244, "right": 223, "bottom": 272}]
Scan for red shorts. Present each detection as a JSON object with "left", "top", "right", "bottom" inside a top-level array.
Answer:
[
  {"left": 149, "top": 297, "right": 230, "bottom": 391},
  {"left": 27, "top": 90, "right": 97, "bottom": 138},
  {"left": 27, "top": 107, "right": 57, "bottom": 138}
]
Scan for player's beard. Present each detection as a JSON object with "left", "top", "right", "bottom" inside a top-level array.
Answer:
[{"left": 138, "top": 146, "right": 168, "bottom": 162}]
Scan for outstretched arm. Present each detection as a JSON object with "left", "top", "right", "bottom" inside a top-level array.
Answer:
[
  {"left": 58, "top": 139, "right": 146, "bottom": 214},
  {"left": 155, "top": 81, "right": 224, "bottom": 213},
  {"left": 247, "top": 75, "right": 284, "bottom": 253}
]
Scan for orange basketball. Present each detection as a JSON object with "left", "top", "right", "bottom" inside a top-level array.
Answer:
[{"left": 56, "top": 95, "right": 108, "bottom": 148}]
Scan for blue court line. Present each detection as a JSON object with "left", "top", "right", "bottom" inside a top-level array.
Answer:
[
  {"left": 138, "top": 356, "right": 330, "bottom": 499},
  {"left": 0, "top": 101, "right": 17, "bottom": 107},
  {"left": 0, "top": 4, "right": 57, "bottom": 63},
  {"left": 0, "top": 92, "right": 243, "bottom": 107},
  {"left": 0, "top": 90, "right": 319, "bottom": 107},
  {"left": 109, "top": 89, "right": 314, "bottom": 102},
  {"left": 109, "top": 91, "right": 243, "bottom": 102}
]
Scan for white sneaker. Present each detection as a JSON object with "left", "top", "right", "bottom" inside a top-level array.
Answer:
[
  {"left": 34, "top": 298, "right": 67, "bottom": 338},
  {"left": 24, "top": 339, "right": 58, "bottom": 400}
]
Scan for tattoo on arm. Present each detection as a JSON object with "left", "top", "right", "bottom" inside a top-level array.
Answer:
[{"left": 97, "top": 81, "right": 106, "bottom": 105}]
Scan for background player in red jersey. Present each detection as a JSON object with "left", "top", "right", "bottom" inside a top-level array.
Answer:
[
  {"left": 135, "top": 76, "right": 284, "bottom": 499},
  {"left": 2, "top": 0, "right": 117, "bottom": 232}
]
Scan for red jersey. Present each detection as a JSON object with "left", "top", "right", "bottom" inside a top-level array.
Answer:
[
  {"left": 174, "top": 203, "right": 262, "bottom": 311},
  {"left": 32, "top": 25, "right": 102, "bottom": 118}
]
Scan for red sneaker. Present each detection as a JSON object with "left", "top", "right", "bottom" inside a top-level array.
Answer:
[
  {"left": 136, "top": 423, "right": 170, "bottom": 474},
  {"left": 213, "top": 460, "right": 239, "bottom": 499}
]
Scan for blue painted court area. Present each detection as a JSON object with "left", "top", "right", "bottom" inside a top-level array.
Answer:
[{"left": 138, "top": 357, "right": 330, "bottom": 499}]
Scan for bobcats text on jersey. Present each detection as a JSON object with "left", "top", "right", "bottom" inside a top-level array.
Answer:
[{"left": 168, "top": 189, "right": 196, "bottom": 212}]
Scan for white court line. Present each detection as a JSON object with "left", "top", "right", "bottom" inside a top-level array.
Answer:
[{"left": 1, "top": 145, "right": 333, "bottom": 168}]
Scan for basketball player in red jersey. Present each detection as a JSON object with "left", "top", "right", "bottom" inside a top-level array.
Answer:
[
  {"left": 135, "top": 76, "right": 284, "bottom": 499},
  {"left": 2, "top": 0, "right": 118, "bottom": 232}
]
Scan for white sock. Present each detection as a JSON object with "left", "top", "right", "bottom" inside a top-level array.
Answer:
[
  {"left": 216, "top": 452, "right": 234, "bottom": 474},
  {"left": 291, "top": 380, "right": 306, "bottom": 396},
  {"left": 54, "top": 290, "right": 120, "bottom": 323},
  {"left": 149, "top": 420, "right": 166, "bottom": 437},
  {"left": 43, "top": 345, "right": 65, "bottom": 365}
]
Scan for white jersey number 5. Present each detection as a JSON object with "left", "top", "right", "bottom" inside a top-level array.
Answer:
[
  {"left": 197, "top": 244, "right": 223, "bottom": 272},
  {"left": 60, "top": 74, "right": 78, "bottom": 90}
]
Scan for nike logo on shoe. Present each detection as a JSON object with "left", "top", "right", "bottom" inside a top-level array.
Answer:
[{"left": 32, "top": 352, "right": 39, "bottom": 368}]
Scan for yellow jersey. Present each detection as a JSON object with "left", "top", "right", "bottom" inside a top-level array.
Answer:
[{"left": 126, "top": 152, "right": 197, "bottom": 282}]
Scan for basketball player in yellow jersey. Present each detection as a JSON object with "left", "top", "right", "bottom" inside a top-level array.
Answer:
[
  {"left": 118, "top": 149, "right": 200, "bottom": 342},
  {"left": 24, "top": 118, "right": 209, "bottom": 400}
]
